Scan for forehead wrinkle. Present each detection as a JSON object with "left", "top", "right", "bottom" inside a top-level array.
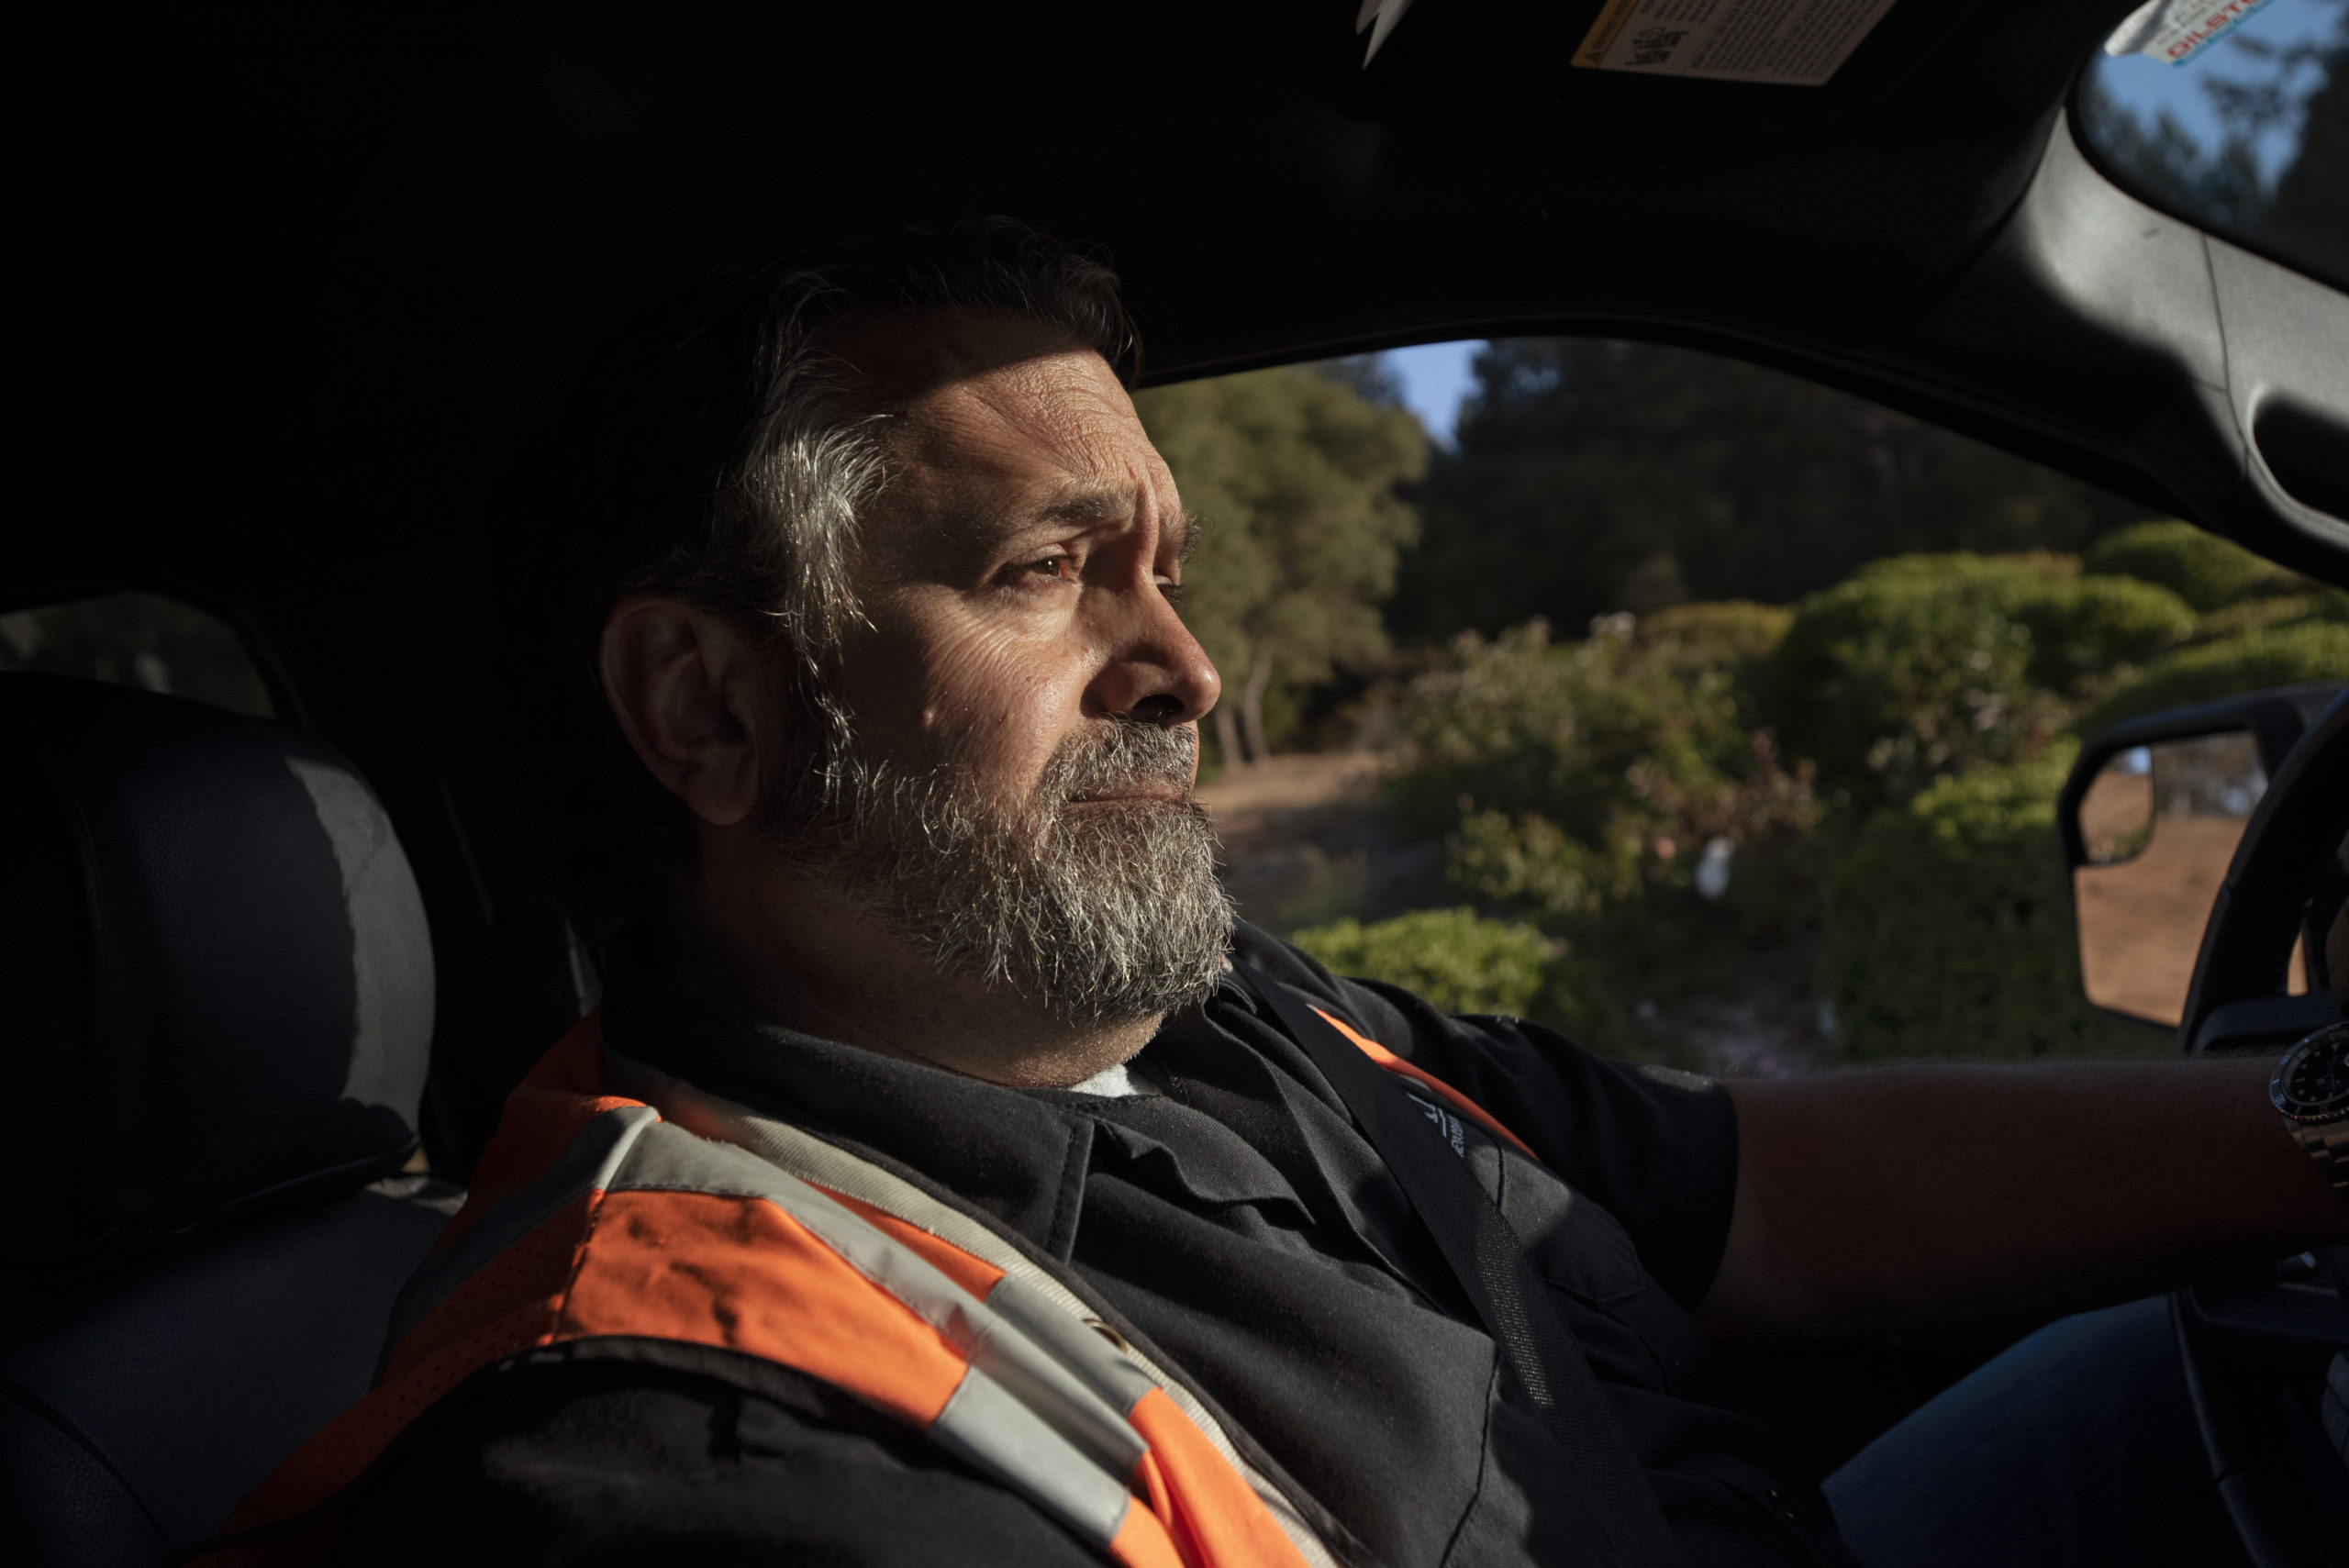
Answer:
[
  {"left": 1014, "top": 489, "right": 1197, "bottom": 566},
  {"left": 1030, "top": 487, "right": 1135, "bottom": 535},
  {"left": 883, "top": 375, "right": 1119, "bottom": 517},
  {"left": 944, "top": 485, "right": 1127, "bottom": 563},
  {"left": 875, "top": 484, "right": 1117, "bottom": 579},
  {"left": 861, "top": 334, "right": 1180, "bottom": 572}
]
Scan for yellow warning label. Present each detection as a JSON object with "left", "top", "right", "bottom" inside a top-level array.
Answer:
[
  {"left": 1572, "top": 0, "right": 1899, "bottom": 85},
  {"left": 1574, "top": 0, "right": 1647, "bottom": 69}
]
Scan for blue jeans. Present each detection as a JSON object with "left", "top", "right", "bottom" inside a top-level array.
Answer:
[{"left": 1823, "top": 1297, "right": 2249, "bottom": 1568}]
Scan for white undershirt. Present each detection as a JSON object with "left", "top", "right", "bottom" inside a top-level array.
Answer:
[{"left": 1063, "top": 1060, "right": 1160, "bottom": 1098}]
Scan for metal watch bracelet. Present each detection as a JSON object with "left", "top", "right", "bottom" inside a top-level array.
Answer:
[{"left": 2290, "top": 1118, "right": 2349, "bottom": 1193}]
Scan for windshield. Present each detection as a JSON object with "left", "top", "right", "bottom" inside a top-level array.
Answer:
[{"left": 2076, "top": 0, "right": 2347, "bottom": 289}]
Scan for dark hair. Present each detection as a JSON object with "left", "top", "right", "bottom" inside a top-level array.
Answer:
[{"left": 502, "top": 218, "right": 1140, "bottom": 946}]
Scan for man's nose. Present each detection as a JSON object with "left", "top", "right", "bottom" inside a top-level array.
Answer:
[{"left": 1090, "top": 585, "right": 1221, "bottom": 728}]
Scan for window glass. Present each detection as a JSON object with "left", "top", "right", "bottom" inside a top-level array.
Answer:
[
  {"left": 2076, "top": 0, "right": 2347, "bottom": 290},
  {"left": 0, "top": 592, "right": 275, "bottom": 717},
  {"left": 1144, "top": 341, "right": 2343, "bottom": 1073}
]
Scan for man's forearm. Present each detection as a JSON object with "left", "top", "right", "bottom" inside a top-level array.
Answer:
[{"left": 1695, "top": 1057, "right": 2349, "bottom": 1340}]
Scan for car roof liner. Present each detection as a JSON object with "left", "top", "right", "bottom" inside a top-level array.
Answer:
[{"left": 13, "top": 0, "right": 2344, "bottom": 596}]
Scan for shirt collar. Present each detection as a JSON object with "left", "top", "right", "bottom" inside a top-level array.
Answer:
[{"left": 598, "top": 942, "right": 1096, "bottom": 1255}]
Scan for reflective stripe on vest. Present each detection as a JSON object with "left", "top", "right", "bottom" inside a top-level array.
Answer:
[{"left": 214, "top": 1015, "right": 1328, "bottom": 1568}]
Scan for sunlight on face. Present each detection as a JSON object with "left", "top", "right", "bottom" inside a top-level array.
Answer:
[
  {"left": 823, "top": 314, "right": 1217, "bottom": 810},
  {"left": 757, "top": 315, "right": 1231, "bottom": 1024}
]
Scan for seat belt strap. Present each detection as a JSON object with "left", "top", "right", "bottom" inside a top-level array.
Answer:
[{"left": 1234, "top": 964, "right": 1683, "bottom": 1568}]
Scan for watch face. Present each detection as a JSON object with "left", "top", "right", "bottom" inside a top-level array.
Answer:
[{"left": 2273, "top": 1023, "right": 2349, "bottom": 1123}]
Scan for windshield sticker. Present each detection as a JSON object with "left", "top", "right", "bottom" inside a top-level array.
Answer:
[
  {"left": 2101, "top": 0, "right": 2280, "bottom": 66},
  {"left": 1573, "top": 0, "right": 1900, "bottom": 85}
]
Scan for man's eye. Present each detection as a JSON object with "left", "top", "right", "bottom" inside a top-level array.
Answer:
[{"left": 1024, "top": 554, "right": 1077, "bottom": 581}]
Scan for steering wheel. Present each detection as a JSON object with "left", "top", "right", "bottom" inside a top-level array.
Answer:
[{"left": 2174, "top": 687, "right": 2349, "bottom": 1567}]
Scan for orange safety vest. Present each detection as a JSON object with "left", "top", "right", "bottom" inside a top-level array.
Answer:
[{"left": 201, "top": 1012, "right": 1437, "bottom": 1568}]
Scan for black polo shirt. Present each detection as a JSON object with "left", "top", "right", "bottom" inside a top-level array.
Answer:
[{"left": 337, "top": 925, "right": 1855, "bottom": 1567}]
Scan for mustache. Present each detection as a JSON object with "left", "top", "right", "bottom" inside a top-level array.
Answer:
[
  {"left": 1038, "top": 720, "right": 1197, "bottom": 805},
  {"left": 758, "top": 710, "right": 1229, "bottom": 1026}
]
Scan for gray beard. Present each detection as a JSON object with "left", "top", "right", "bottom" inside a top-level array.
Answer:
[{"left": 758, "top": 718, "right": 1233, "bottom": 1029}]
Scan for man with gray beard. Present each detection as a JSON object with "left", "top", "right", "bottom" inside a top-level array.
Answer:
[
  {"left": 760, "top": 717, "right": 1232, "bottom": 1040},
  {"left": 216, "top": 221, "right": 2343, "bottom": 1568}
]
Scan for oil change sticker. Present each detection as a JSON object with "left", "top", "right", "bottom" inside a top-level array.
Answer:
[
  {"left": 2102, "top": 0, "right": 2277, "bottom": 66},
  {"left": 1573, "top": 0, "right": 1900, "bottom": 85}
]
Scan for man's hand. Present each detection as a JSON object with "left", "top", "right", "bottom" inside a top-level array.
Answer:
[{"left": 1695, "top": 1057, "right": 2349, "bottom": 1340}]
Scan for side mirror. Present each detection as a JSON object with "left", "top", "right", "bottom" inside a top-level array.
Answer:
[{"left": 2058, "top": 685, "right": 2339, "bottom": 1033}]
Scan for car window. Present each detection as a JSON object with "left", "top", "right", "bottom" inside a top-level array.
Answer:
[
  {"left": 1144, "top": 340, "right": 2348, "bottom": 1077},
  {"left": 0, "top": 591, "right": 275, "bottom": 717},
  {"left": 2076, "top": 0, "right": 2346, "bottom": 291}
]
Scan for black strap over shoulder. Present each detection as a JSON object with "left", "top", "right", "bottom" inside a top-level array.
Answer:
[{"left": 1234, "top": 963, "right": 1682, "bottom": 1568}]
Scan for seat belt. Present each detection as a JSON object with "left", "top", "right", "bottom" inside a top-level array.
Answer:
[{"left": 1234, "top": 964, "right": 1683, "bottom": 1568}]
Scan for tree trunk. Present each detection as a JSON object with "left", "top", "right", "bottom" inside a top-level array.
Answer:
[
  {"left": 1212, "top": 702, "right": 1246, "bottom": 771},
  {"left": 1240, "top": 646, "right": 1275, "bottom": 764}
]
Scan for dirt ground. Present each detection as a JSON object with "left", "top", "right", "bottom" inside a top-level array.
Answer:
[
  {"left": 1196, "top": 751, "right": 1444, "bottom": 934},
  {"left": 1196, "top": 751, "right": 1388, "bottom": 821},
  {"left": 2072, "top": 819, "right": 2237, "bottom": 1024},
  {"left": 2074, "top": 816, "right": 2306, "bottom": 1024}
]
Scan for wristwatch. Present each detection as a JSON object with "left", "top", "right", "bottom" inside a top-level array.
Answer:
[{"left": 2271, "top": 1021, "right": 2349, "bottom": 1192}]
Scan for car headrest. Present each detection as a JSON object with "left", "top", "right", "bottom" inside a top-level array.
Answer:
[{"left": 2, "top": 673, "right": 435, "bottom": 1267}]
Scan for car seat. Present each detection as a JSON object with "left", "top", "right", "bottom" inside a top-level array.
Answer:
[{"left": 0, "top": 673, "right": 457, "bottom": 1565}]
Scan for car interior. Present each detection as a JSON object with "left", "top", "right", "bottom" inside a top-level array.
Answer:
[{"left": 6, "top": 3, "right": 2347, "bottom": 1562}]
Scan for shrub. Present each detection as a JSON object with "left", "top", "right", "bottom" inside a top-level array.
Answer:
[
  {"left": 1770, "top": 557, "right": 2065, "bottom": 806},
  {"left": 2079, "top": 621, "right": 2349, "bottom": 733},
  {"left": 1635, "top": 601, "right": 1793, "bottom": 693},
  {"left": 1392, "top": 618, "right": 1819, "bottom": 925},
  {"left": 1818, "top": 744, "right": 2160, "bottom": 1061},
  {"left": 1447, "top": 809, "right": 1639, "bottom": 926},
  {"left": 1853, "top": 550, "right": 2080, "bottom": 584},
  {"left": 2085, "top": 518, "right": 2308, "bottom": 611},
  {"left": 1391, "top": 620, "right": 1760, "bottom": 835},
  {"left": 2010, "top": 574, "right": 2198, "bottom": 693},
  {"left": 1627, "top": 600, "right": 1795, "bottom": 739},
  {"left": 1289, "top": 906, "right": 1631, "bottom": 1049},
  {"left": 1766, "top": 552, "right": 2195, "bottom": 807},
  {"left": 1291, "top": 906, "right": 1553, "bottom": 1015},
  {"left": 1447, "top": 797, "right": 1825, "bottom": 1007},
  {"left": 2191, "top": 590, "right": 2349, "bottom": 644}
]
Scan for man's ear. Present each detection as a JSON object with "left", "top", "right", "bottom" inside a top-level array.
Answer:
[{"left": 599, "top": 595, "right": 780, "bottom": 828}]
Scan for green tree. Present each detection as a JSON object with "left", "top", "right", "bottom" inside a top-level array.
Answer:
[
  {"left": 1394, "top": 339, "right": 2144, "bottom": 643},
  {"left": 1136, "top": 366, "right": 1427, "bottom": 763}
]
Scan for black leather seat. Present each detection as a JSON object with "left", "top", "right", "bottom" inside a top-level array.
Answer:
[{"left": 0, "top": 673, "right": 458, "bottom": 1565}]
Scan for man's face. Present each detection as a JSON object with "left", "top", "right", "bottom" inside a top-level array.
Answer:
[
  {"left": 762, "top": 311, "right": 1232, "bottom": 1027},
  {"left": 827, "top": 311, "right": 1217, "bottom": 800}
]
